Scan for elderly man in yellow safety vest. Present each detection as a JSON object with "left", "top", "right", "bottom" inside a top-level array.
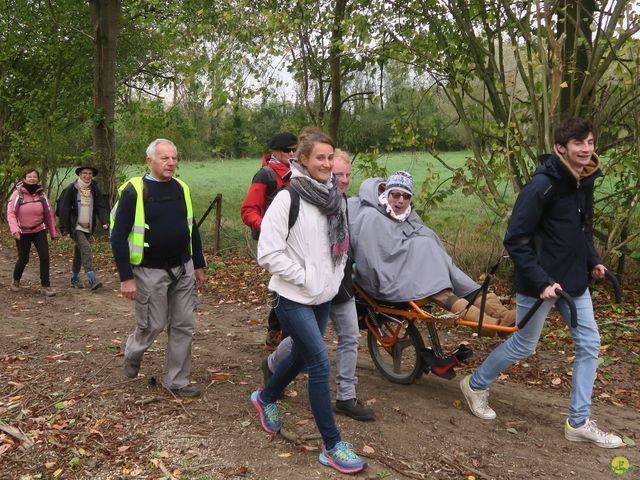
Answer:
[{"left": 111, "top": 138, "right": 206, "bottom": 397}]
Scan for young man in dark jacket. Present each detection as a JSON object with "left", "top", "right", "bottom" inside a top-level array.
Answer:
[
  {"left": 460, "top": 118, "right": 623, "bottom": 448},
  {"left": 57, "top": 165, "right": 109, "bottom": 290},
  {"left": 241, "top": 132, "right": 297, "bottom": 350}
]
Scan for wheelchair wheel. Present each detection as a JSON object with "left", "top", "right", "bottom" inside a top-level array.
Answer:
[{"left": 365, "top": 308, "right": 425, "bottom": 384}]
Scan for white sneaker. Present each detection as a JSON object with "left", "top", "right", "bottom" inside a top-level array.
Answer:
[
  {"left": 460, "top": 374, "right": 496, "bottom": 420},
  {"left": 564, "top": 418, "right": 623, "bottom": 448}
]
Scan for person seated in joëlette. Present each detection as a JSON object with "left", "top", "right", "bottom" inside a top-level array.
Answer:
[{"left": 348, "top": 170, "right": 515, "bottom": 333}]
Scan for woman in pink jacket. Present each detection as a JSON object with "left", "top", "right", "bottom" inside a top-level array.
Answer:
[{"left": 6, "top": 168, "right": 59, "bottom": 296}]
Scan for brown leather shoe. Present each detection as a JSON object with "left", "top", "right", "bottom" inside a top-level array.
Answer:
[{"left": 123, "top": 358, "right": 140, "bottom": 378}]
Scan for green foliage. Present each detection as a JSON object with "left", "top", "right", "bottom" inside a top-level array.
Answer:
[
  {"left": 354, "top": 150, "right": 387, "bottom": 179},
  {"left": 0, "top": 0, "right": 94, "bottom": 187},
  {"left": 116, "top": 99, "right": 207, "bottom": 163}
]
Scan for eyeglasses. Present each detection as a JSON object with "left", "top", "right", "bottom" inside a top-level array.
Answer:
[
  {"left": 280, "top": 147, "right": 297, "bottom": 153},
  {"left": 389, "top": 191, "right": 411, "bottom": 200}
]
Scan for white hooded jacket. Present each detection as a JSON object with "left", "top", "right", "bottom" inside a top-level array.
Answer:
[{"left": 257, "top": 169, "right": 346, "bottom": 305}]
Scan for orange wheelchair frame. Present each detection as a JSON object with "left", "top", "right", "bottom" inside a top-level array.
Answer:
[
  {"left": 354, "top": 269, "right": 621, "bottom": 385},
  {"left": 354, "top": 282, "right": 516, "bottom": 384}
]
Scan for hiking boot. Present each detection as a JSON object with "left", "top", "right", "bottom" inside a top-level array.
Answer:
[
  {"left": 319, "top": 441, "right": 367, "bottom": 474},
  {"left": 170, "top": 384, "right": 202, "bottom": 398},
  {"left": 261, "top": 357, "right": 273, "bottom": 386},
  {"left": 334, "top": 398, "right": 375, "bottom": 421},
  {"left": 450, "top": 298, "right": 501, "bottom": 337},
  {"left": 564, "top": 418, "right": 623, "bottom": 448},
  {"left": 123, "top": 358, "right": 140, "bottom": 378},
  {"left": 70, "top": 277, "right": 84, "bottom": 289},
  {"left": 250, "top": 389, "right": 280, "bottom": 433},
  {"left": 41, "top": 286, "right": 56, "bottom": 297},
  {"left": 87, "top": 271, "right": 102, "bottom": 291},
  {"left": 460, "top": 374, "right": 496, "bottom": 420},
  {"left": 473, "top": 293, "right": 517, "bottom": 326},
  {"left": 10, "top": 280, "right": 20, "bottom": 292}
]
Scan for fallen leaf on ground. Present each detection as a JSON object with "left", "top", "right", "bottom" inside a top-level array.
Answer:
[{"left": 362, "top": 444, "right": 375, "bottom": 454}]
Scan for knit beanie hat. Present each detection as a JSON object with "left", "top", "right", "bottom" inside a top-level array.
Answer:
[{"left": 385, "top": 170, "right": 413, "bottom": 196}]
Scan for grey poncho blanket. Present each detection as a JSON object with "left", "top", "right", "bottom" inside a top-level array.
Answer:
[{"left": 348, "top": 178, "right": 479, "bottom": 302}]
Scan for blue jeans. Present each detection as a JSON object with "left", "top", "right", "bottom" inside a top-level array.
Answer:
[
  {"left": 470, "top": 290, "right": 600, "bottom": 426},
  {"left": 261, "top": 295, "right": 341, "bottom": 449},
  {"left": 267, "top": 297, "right": 360, "bottom": 401}
]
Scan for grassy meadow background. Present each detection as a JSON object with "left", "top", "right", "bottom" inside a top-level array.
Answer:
[
  {"left": 152, "top": 150, "right": 514, "bottom": 279},
  {"left": 42, "top": 149, "right": 633, "bottom": 282}
]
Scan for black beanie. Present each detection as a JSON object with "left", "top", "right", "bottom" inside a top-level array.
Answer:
[{"left": 269, "top": 132, "right": 298, "bottom": 150}]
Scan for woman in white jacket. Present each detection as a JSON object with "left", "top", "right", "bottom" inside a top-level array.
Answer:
[{"left": 250, "top": 128, "right": 367, "bottom": 475}]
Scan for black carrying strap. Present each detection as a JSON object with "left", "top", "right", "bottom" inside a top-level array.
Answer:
[
  {"left": 464, "top": 251, "right": 509, "bottom": 336},
  {"left": 284, "top": 186, "right": 300, "bottom": 240}
]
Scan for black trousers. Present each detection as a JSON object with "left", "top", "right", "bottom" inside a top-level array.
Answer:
[
  {"left": 268, "top": 307, "right": 281, "bottom": 331},
  {"left": 14, "top": 229, "right": 51, "bottom": 287}
]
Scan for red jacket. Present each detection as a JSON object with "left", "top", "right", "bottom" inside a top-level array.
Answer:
[
  {"left": 241, "top": 154, "right": 291, "bottom": 236},
  {"left": 6, "top": 183, "right": 59, "bottom": 238}
]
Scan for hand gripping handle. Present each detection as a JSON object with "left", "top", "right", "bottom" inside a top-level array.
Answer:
[{"left": 517, "top": 288, "right": 577, "bottom": 330}]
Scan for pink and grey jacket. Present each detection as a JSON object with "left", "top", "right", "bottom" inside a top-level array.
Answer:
[{"left": 6, "top": 183, "right": 59, "bottom": 238}]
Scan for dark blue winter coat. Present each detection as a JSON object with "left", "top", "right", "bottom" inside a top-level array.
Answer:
[{"left": 504, "top": 153, "right": 602, "bottom": 297}]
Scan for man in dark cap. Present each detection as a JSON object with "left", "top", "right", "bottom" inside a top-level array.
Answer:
[
  {"left": 57, "top": 164, "right": 109, "bottom": 290},
  {"left": 241, "top": 132, "right": 297, "bottom": 350}
]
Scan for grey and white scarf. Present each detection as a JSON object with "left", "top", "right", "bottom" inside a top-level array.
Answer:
[{"left": 289, "top": 161, "right": 349, "bottom": 266}]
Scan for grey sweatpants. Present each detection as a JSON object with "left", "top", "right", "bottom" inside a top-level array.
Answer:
[
  {"left": 124, "top": 260, "right": 197, "bottom": 389},
  {"left": 267, "top": 297, "right": 360, "bottom": 400}
]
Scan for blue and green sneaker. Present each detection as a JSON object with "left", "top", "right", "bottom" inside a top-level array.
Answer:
[
  {"left": 250, "top": 389, "right": 280, "bottom": 433},
  {"left": 319, "top": 441, "right": 367, "bottom": 474}
]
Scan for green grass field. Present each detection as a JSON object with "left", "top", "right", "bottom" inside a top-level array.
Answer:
[
  {"left": 49, "top": 150, "right": 636, "bottom": 279},
  {"left": 161, "top": 151, "right": 512, "bottom": 275},
  {"left": 47, "top": 151, "right": 512, "bottom": 277}
]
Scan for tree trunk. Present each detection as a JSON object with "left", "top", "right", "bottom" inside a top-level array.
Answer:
[
  {"left": 558, "top": 0, "right": 595, "bottom": 119},
  {"left": 328, "top": 0, "right": 347, "bottom": 142},
  {"left": 90, "top": 0, "right": 120, "bottom": 203}
]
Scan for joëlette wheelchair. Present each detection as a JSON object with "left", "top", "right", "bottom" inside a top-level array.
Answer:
[{"left": 354, "top": 263, "right": 621, "bottom": 385}]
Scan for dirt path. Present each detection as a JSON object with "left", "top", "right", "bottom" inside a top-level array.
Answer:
[{"left": 1, "top": 239, "right": 638, "bottom": 480}]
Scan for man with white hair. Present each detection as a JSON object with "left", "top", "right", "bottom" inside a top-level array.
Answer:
[{"left": 111, "top": 138, "right": 206, "bottom": 397}]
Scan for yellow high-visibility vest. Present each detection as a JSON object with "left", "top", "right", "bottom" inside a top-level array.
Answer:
[{"left": 110, "top": 176, "right": 193, "bottom": 265}]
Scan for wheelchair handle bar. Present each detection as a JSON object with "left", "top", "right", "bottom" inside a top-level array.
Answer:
[
  {"left": 517, "top": 288, "right": 577, "bottom": 330},
  {"left": 603, "top": 270, "right": 622, "bottom": 304}
]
